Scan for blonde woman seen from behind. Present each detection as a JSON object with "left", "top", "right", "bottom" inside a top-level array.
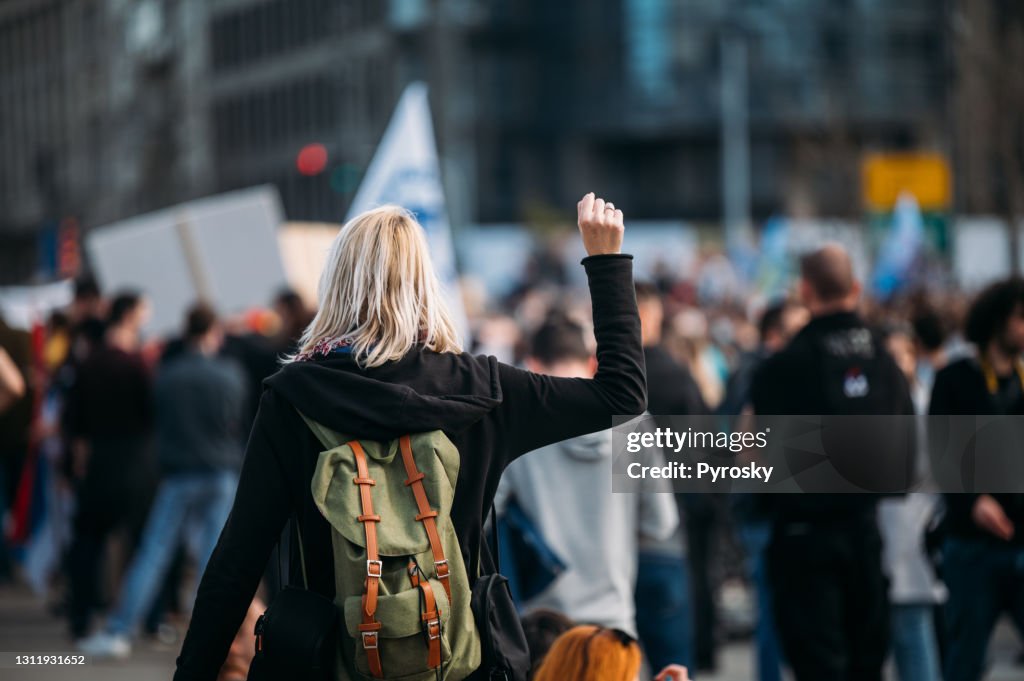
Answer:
[{"left": 173, "top": 194, "right": 647, "bottom": 681}]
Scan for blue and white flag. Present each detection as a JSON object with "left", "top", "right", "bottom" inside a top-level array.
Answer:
[
  {"left": 347, "top": 82, "right": 468, "bottom": 342},
  {"left": 872, "top": 192, "right": 925, "bottom": 298},
  {"left": 755, "top": 215, "right": 791, "bottom": 298}
]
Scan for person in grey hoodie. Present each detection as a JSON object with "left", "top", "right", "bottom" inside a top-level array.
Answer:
[
  {"left": 878, "top": 325, "right": 945, "bottom": 681},
  {"left": 494, "top": 317, "right": 678, "bottom": 638}
]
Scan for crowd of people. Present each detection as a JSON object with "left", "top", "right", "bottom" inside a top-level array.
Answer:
[
  {"left": 0, "top": 198, "right": 1022, "bottom": 681},
  {"left": 0, "top": 282, "right": 311, "bottom": 669},
  {"left": 487, "top": 241, "right": 1023, "bottom": 681}
]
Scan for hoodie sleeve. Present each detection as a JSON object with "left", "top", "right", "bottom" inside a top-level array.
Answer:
[
  {"left": 173, "top": 390, "right": 293, "bottom": 681},
  {"left": 495, "top": 254, "right": 647, "bottom": 463}
]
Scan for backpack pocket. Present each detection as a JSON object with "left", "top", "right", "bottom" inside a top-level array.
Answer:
[
  {"left": 311, "top": 439, "right": 457, "bottom": 557},
  {"left": 343, "top": 576, "right": 452, "bottom": 680}
]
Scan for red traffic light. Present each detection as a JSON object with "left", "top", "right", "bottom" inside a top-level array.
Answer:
[{"left": 296, "top": 143, "right": 328, "bottom": 176}]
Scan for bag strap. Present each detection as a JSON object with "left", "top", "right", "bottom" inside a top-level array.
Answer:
[
  {"left": 275, "top": 513, "right": 309, "bottom": 590},
  {"left": 349, "top": 439, "right": 384, "bottom": 678},
  {"left": 272, "top": 509, "right": 307, "bottom": 589},
  {"left": 398, "top": 435, "right": 452, "bottom": 601},
  {"left": 475, "top": 505, "right": 501, "bottom": 581},
  {"left": 295, "top": 517, "right": 309, "bottom": 589},
  {"left": 489, "top": 504, "right": 500, "bottom": 571},
  {"left": 408, "top": 560, "right": 443, "bottom": 670},
  {"left": 281, "top": 410, "right": 328, "bottom": 590}
]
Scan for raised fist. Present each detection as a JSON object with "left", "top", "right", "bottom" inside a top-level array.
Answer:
[{"left": 577, "top": 192, "right": 624, "bottom": 256}]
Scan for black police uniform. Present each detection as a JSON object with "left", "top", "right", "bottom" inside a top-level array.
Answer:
[{"left": 751, "top": 310, "right": 914, "bottom": 681}]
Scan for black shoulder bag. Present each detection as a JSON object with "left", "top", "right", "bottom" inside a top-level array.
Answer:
[
  {"left": 247, "top": 516, "right": 340, "bottom": 681},
  {"left": 470, "top": 506, "right": 531, "bottom": 681}
]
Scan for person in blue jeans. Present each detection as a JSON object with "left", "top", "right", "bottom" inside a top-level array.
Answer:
[
  {"left": 929, "top": 278, "right": 1024, "bottom": 681},
  {"left": 879, "top": 325, "right": 944, "bottom": 681},
  {"left": 720, "top": 301, "right": 806, "bottom": 681},
  {"left": 942, "top": 535, "right": 1024, "bottom": 680},
  {"left": 79, "top": 303, "right": 247, "bottom": 658},
  {"left": 634, "top": 283, "right": 703, "bottom": 674},
  {"left": 635, "top": 537, "right": 694, "bottom": 673},
  {"left": 734, "top": 512, "right": 783, "bottom": 681}
]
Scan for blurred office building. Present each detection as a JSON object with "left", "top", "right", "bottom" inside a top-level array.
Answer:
[{"left": 1, "top": 0, "right": 1017, "bottom": 283}]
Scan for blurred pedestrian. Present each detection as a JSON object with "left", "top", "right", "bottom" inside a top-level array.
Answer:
[
  {"left": 0, "top": 314, "right": 33, "bottom": 583},
  {"left": 910, "top": 305, "right": 949, "bottom": 394},
  {"left": 65, "top": 291, "right": 157, "bottom": 640},
  {"left": 520, "top": 609, "right": 574, "bottom": 678},
  {"left": 670, "top": 307, "right": 724, "bottom": 409},
  {"left": 271, "top": 288, "right": 312, "bottom": 355},
  {"left": 79, "top": 303, "right": 246, "bottom": 657},
  {"left": 52, "top": 279, "right": 107, "bottom": 484},
  {"left": 531, "top": 625, "right": 690, "bottom": 681},
  {"left": 638, "top": 283, "right": 707, "bottom": 418},
  {"left": 723, "top": 300, "right": 807, "bottom": 681},
  {"left": 929, "top": 278, "right": 1024, "bottom": 681},
  {"left": 0, "top": 346, "right": 25, "bottom": 415},
  {"left": 664, "top": 304, "right": 727, "bottom": 673},
  {"left": 634, "top": 282, "right": 700, "bottom": 671},
  {"left": 66, "top": 276, "right": 106, "bottom": 365},
  {"left": 879, "top": 324, "right": 945, "bottom": 681},
  {"left": 494, "top": 316, "right": 678, "bottom": 637},
  {"left": 751, "top": 244, "right": 915, "bottom": 681},
  {"left": 531, "top": 625, "right": 642, "bottom": 681},
  {"left": 719, "top": 300, "right": 808, "bottom": 417},
  {"left": 220, "top": 316, "right": 279, "bottom": 432}
]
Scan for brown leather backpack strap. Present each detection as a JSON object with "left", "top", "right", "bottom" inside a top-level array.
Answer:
[
  {"left": 350, "top": 440, "right": 383, "bottom": 678},
  {"left": 418, "top": 579, "right": 443, "bottom": 669},
  {"left": 398, "top": 435, "right": 452, "bottom": 601},
  {"left": 407, "top": 561, "right": 442, "bottom": 669},
  {"left": 357, "top": 605, "right": 383, "bottom": 678}
]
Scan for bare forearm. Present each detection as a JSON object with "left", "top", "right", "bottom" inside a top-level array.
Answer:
[{"left": 0, "top": 348, "right": 25, "bottom": 413}]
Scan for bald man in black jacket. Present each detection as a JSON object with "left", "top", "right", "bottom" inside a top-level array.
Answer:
[{"left": 751, "top": 244, "right": 914, "bottom": 681}]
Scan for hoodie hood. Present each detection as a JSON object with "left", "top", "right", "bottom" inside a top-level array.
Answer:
[
  {"left": 264, "top": 350, "right": 503, "bottom": 441},
  {"left": 557, "top": 429, "right": 611, "bottom": 461}
]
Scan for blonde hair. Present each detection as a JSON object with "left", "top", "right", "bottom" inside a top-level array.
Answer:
[
  {"left": 531, "top": 625, "right": 641, "bottom": 681},
  {"left": 288, "top": 205, "right": 462, "bottom": 367}
]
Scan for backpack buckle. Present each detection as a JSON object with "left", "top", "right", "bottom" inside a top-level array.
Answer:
[
  {"left": 367, "top": 560, "right": 383, "bottom": 578},
  {"left": 425, "top": 617, "right": 441, "bottom": 640},
  {"left": 361, "top": 631, "right": 379, "bottom": 650},
  {"left": 434, "top": 559, "right": 449, "bottom": 578}
]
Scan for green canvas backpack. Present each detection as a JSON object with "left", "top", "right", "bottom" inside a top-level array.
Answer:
[{"left": 301, "top": 413, "right": 482, "bottom": 681}]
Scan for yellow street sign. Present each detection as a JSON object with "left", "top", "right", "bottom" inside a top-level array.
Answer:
[{"left": 862, "top": 152, "right": 951, "bottom": 212}]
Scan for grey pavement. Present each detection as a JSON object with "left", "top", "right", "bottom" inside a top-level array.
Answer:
[
  {"left": 0, "top": 579, "right": 753, "bottom": 681},
  {"left": 0, "top": 583, "right": 178, "bottom": 681},
  {"left": 1, "top": 580, "right": 1023, "bottom": 681}
]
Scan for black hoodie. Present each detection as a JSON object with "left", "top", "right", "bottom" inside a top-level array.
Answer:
[
  {"left": 930, "top": 357, "right": 1024, "bottom": 546},
  {"left": 750, "top": 311, "right": 914, "bottom": 523},
  {"left": 173, "top": 254, "right": 646, "bottom": 681}
]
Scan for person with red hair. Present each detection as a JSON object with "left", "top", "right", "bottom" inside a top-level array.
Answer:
[{"left": 531, "top": 625, "right": 689, "bottom": 681}]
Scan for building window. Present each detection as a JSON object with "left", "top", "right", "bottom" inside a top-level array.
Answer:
[{"left": 210, "top": 0, "right": 337, "bottom": 73}]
